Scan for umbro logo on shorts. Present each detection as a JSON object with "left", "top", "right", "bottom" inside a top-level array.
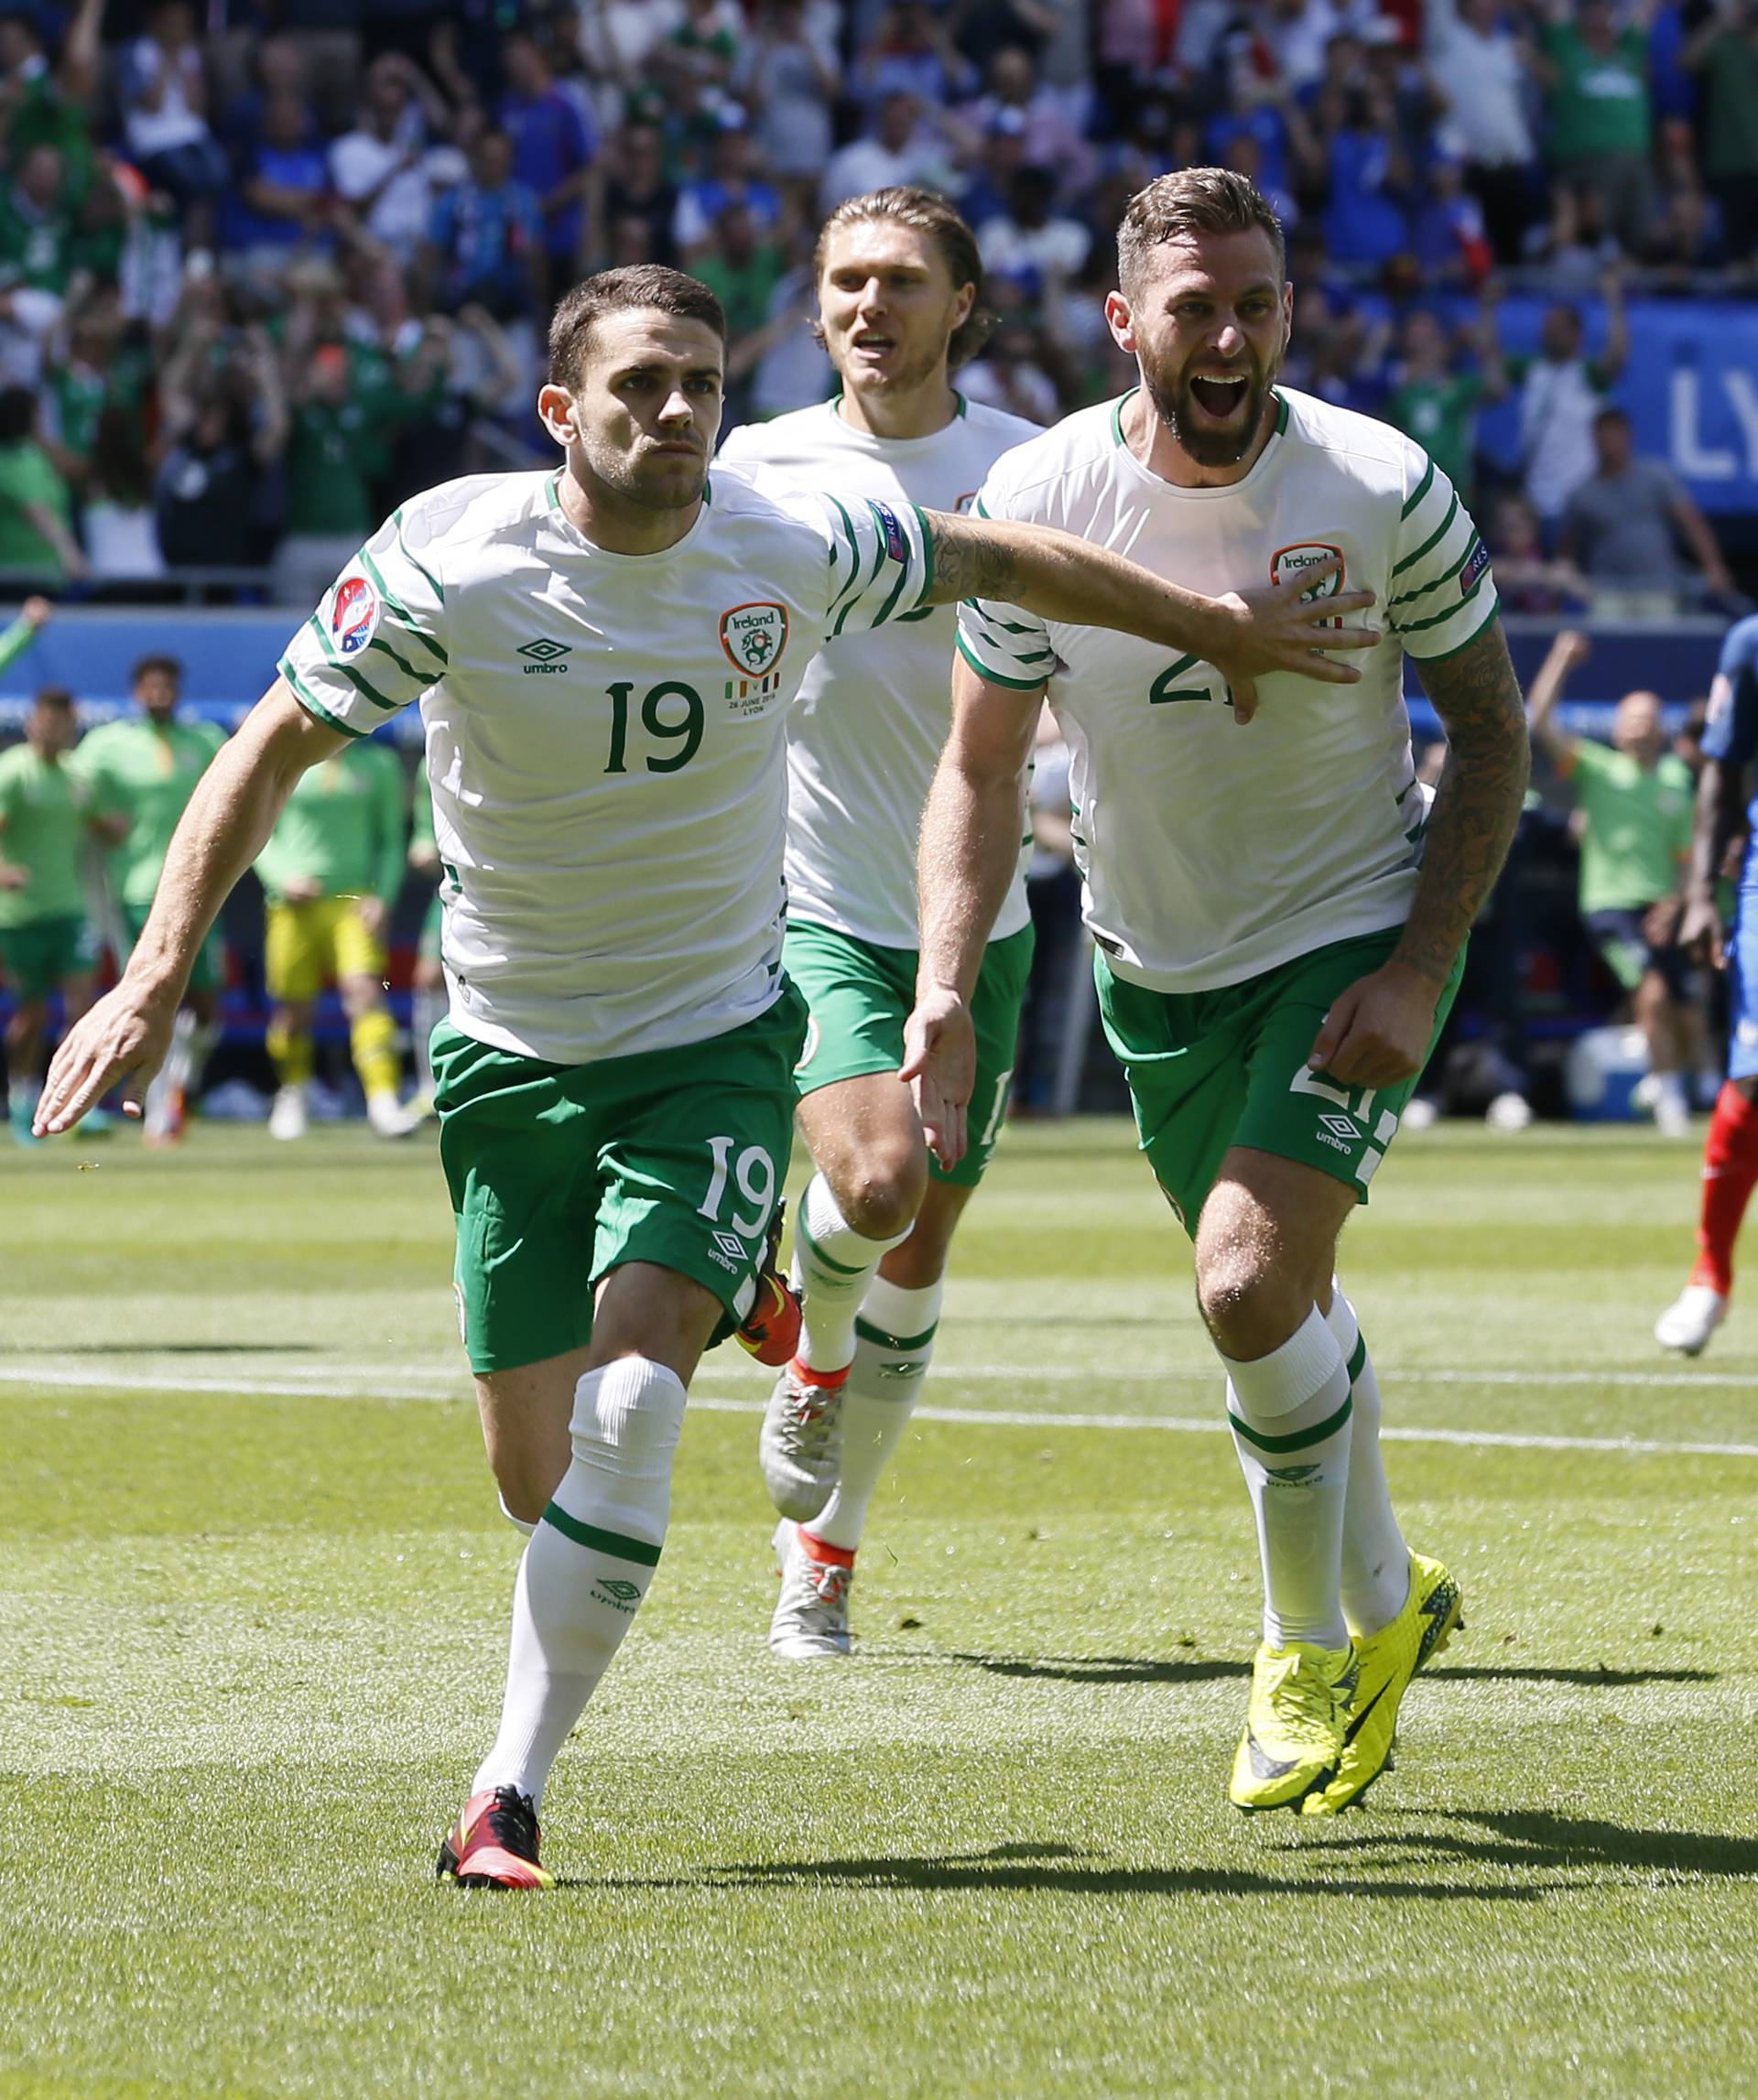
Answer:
[
  {"left": 711, "top": 1229, "right": 746, "bottom": 1262},
  {"left": 1318, "top": 1111, "right": 1358, "bottom": 1140}
]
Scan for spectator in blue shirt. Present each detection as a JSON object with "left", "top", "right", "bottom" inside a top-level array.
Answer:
[
  {"left": 421, "top": 130, "right": 546, "bottom": 321},
  {"left": 498, "top": 30, "right": 595, "bottom": 283},
  {"left": 671, "top": 106, "right": 782, "bottom": 264},
  {"left": 222, "top": 89, "right": 334, "bottom": 273},
  {"left": 1324, "top": 92, "right": 1414, "bottom": 269}
]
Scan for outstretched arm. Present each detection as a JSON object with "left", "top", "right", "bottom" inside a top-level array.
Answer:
[
  {"left": 1309, "top": 619, "right": 1529, "bottom": 1087},
  {"left": 36, "top": 681, "right": 345, "bottom": 1131},
  {"left": 918, "top": 509, "right": 1381, "bottom": 724},
  {"left": 1525, "top": 627, "right": 1590, "bottom": 769},
  {"left": 903, "top": 655, "right": 1044, "bottom": 1168}
]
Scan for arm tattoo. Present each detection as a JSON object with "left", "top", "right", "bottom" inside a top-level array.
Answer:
[
  {"left": 919, "top": 509, "right": 1023, "bottom": 607},
  {"left": 1402, "top": 619, "right": 1531, "bottom": 983}
]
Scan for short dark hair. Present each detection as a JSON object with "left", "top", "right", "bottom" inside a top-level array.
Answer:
[
  {"left": 548, "top": 266, "right": 727, "bottom": 391},
  {"left": 131, "top": 654, "right": 181, "bottom": 687},
  {"left": 811, "top": 187, "right": 993, "bottom": 370},
  {"left": 1594, "top": 404, "right": 1631, "bottom": 430},
  {"left": 32, "top": 685, "right": 73, "bottom": 712},
  {"left": 1116, "top": 167, "right": 1286, "bottom": 298}
]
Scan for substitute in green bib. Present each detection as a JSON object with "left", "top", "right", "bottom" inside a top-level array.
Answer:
[
  {"left": 254, "top": 737, "right": 416, "bottom": 1141},
  {"left": 34, "top": 263, "right": 1373, "bottom": 1892},
  {"left": 0, "top": 685, "right": 103, "bottom": 1140},
  {"left": 1526, "top": 627, "right": 1697, "bottom": 1134},
  {"left": 72, "top": 654, "right": 223, "bottom": 1142}
]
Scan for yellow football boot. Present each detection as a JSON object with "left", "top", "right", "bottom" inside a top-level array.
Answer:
[
  {"left": 1302, "top": 1552, "right": 1462, "bottom": 1817},
  {"left": 1229, "top": 1640, "right": 1359, "bottom": 1812}
]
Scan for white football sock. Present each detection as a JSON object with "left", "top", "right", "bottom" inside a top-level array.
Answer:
[
  {"left": 791, "top": 1173, "right": 911, "bottom": 1376},
  {"left": 497, "top": 1491, "right": 537, "bottom": 1537},
  {"left": 1221, "top": 1306, "right": 1352, "bottom": 1651},
  {"left": 1325, "top": 1283, "right": 1410, "bottom": 1638},
  {"left": 811, "top": 1275, "right": 942, "bottom": 1551},
  {"left": 472, "top": 1357, "right": 684, "bottom": 1809}
]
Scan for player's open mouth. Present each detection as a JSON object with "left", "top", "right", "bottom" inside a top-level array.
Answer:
[
  {"left": 852, "top": 332, "right": 895, "bottom": 357},
  {"left": 1188, "top": 372, "right": 1251, "bottom": 419}
]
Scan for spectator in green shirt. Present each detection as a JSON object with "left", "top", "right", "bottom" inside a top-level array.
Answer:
[
  {"left": 1537, "top": 0, "right": 1655, "bottom": 254},
  {"left": 1529, "top": 628, "right": 1699, "bottom": 1134},
  {"left": 0, "top": 682, "right": 106, "bottom": 1141},
  {"left": 0, "top": 386, "right": 86, "bottom": 582},
  {"left": 1684, "top": 3, "right": 1758, "bottom": 262},
  {"left": 1384, "top": 308, "right": 1506, "bottom": 503}
]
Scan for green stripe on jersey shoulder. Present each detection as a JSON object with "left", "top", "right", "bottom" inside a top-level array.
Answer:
[
  {"left": 1389, "top": 536, "right": 1476, "bottom": 611},
  {"left": 1407, "top": 602, "right": 1502, "bottom": 665},
  {"left": 1391, "top": 491, "right": 1459, "bottom": 579},
  {"left": 359, "top": 547, "right": 448, "bottom": 665},
  {"left": 1400, "top": 458, "right": 1436, "bottom": 520},
  {"left": 281, "top": 659, "right": 371, "bottom": 739},
  {"left": 301, "top": 615, "right": 402, "bottom": 712},
  {"left": 541, "top": 1501, "right": 662, "bottom": 1566},
  {"left": 390, "top": 510, "right": 445, "bottom": 603},
  {"left": 955, "top": 631, "right": 1047, "bottom": 691},
  {"left": 1399, "top": 566, "right": 1490, "bottom": 635},
  {"left": 824, "top": 492, "right": 863, "bottom": 599}
]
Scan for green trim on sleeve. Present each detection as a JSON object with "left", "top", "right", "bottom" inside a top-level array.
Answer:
[
  {"left": 1389, "top": 537, "right": 1477, "bottom": 611},
  {"left": 301, "top": 615, "right": 402, "bottom": 712},
  {"left": 390, "top": 512, "right": 445, "bottom": 604},
  {"left": 1399, "top": 567, "right": 1490, "bottom": 637},
  {"left": 1400, "top": 458, "right": 1436, "bottom": 520},
  {"left": 280, "top": 660, "right": 371, "bottom": 738},
  {"left": 823, "top": 492, "right": 863, "bottom": 610},
  {"left": 910, "top": 500, "right": 936, "bottom": 611},
  {"left": 359, "top": 547, "right": 448, "bottom": 666},
  {"left": 955, "top": 631, "right": 1048, "bottom": 692},
  {"left": 1405, "top": 600, "right": 1502, "bottom": 666},
  {"left": 1391, "top": 492, "right": 1459, "bottom": 579}
]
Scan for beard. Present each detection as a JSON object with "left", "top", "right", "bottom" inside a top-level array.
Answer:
[
  {"left": 581, "top": 432, "right": 710, "bottom": 512},
  {"left": 1141, "top": 344, "right": 1277, "bottom": 469}
]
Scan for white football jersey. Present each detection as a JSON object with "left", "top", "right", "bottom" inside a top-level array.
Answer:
[
  {"left": 719, "top": 395, "right": 1039, "bottom": 950},
  {"left": 957, "top": 386, "right": 1500, "bottom": 993},
  {"left": 280, "top": 468, "right": 932, "bottom": 1064}
]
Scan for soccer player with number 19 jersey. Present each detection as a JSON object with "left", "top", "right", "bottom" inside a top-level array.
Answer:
[
  {"left": 38, "top": 264, "right": 1374, "bottom": 1889},
  {"left": 909, "top": 170, "right": 1532, "bottom": 1816}
]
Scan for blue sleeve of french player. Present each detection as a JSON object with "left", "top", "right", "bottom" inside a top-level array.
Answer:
[{"left": 1702, "top": 617, "right": 1758, "bottom": 766}]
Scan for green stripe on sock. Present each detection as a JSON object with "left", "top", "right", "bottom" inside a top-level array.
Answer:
[
  {"left": 1227, "top": 1392, "right": 1353, "bottom": 1455},
  {"left": 854, "top": 1315, "right": 939, "bottom": 1352},
  {"left": 799, "top": 1222, "right": 869, "bottom": 1278},
  {"left": 1346, "top": 1333, "right": 1368, "bottom": 1385},
  {"left": 541, "top": 1502, "right": 662, "bottom": 1566}
]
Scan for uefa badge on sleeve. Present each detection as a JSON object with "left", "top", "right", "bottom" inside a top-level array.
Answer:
[{"left": 331, "top": 575, "right": 381, "bottom": 657}]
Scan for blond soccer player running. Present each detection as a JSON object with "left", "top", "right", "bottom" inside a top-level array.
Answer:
[
  {"left": 906, "top": 170, "right": 1530, "bottom": 1816},
  {"left": 38, "top": 265, "right": 1374, "bottom": 1889}
]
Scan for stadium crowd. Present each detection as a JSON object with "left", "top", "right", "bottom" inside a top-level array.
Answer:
[{"left": 0, "top": 0, "right": 1750, "bottom": 600}]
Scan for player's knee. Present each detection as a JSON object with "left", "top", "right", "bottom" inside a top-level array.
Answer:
[
  {"left": 836, "top": 1143, "right": 928, "bottom": 1240},
  {"left": 570, "top": 1354, "right": 688, "bottom": 1479},
  {"left": 1195, "top": 1249, "right": 1304, "bottom": 1359}
]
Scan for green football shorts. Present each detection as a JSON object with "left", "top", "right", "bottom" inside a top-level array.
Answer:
[
  {"left": 0, "top": 913, "right": 96, "bottom": 997},
  {"left": 1096, "top": 925, "right": 1463, "bottom": 1237},
  {"left": 433, "top": 983, "right": 808, "bottom": 1376},
  {"left": 785, "top": 917, "right": 1034, "bottom": 1188},
  {"left": 120, "top": 901, "right": 222, "bottom": 994}
]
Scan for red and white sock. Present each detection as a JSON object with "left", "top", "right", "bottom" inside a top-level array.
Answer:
[{"left": 1691, "top": 1083, "right": 1758, "bottom": 1295}]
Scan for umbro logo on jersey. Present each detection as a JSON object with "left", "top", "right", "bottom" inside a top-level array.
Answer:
[{"left": 517, "top": 637, "right": 572, "bottom": 674}]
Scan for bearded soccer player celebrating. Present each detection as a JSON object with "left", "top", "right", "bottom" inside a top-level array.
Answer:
[
  {"left": 907, "top": 170, "right": 1530, "bottom": 1815},
  {"left": 717, "top": 189, "right": 1040, "bottom": 1659},
  {"left": 38, "top": 264, "right": 1375, "bottom": 1887}
]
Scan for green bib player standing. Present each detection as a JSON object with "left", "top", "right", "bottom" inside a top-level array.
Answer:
[
  {"left": 718, "top": 188, "right": 1040, "bottom": 1660},
  {"left": 906, "top": 170, "right": 1531, "bottom": 1817},
  {"left": 38, "top": 265, "right": 1376, "bottom": 1889},
  {"left": 72, "top": 655, "right": 225, "bottom": 1142},
  {"left": 0, "top": 679, "right": 104, "bottom": 1141}
]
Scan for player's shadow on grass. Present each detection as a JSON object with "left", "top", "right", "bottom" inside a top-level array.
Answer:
[
  {"left": 589, "top": 1840, "right": 1563, "bottom": 1902},
  {"left": 0, "top": 1341, "right": 322, "bottom": 1356},
  {"left": 950, "top": 1651, "right": 1248, "bottom": 1685},
  {"left": 1288, "top": 1808, "right": 1758, "bottom": 1883},
  {"left": 946, "top": 1653, "right": 1712, "bottom": 1691}
]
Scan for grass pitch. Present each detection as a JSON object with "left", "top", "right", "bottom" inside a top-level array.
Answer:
[{"left": 2, "top": 1119, "right": 1755, "bottom": 2097}]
